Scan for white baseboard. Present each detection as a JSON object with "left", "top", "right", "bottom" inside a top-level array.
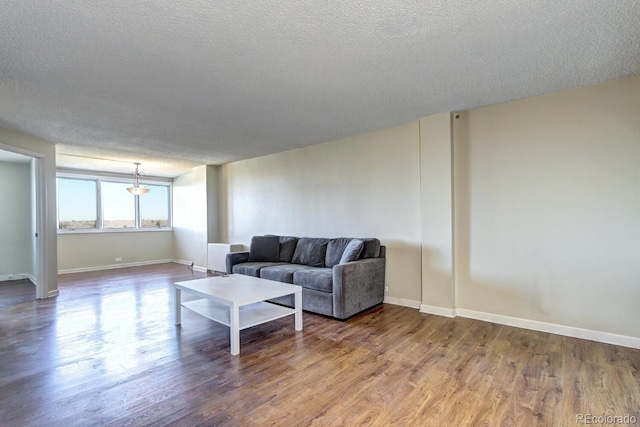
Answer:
[
  {"left": 58, "top": 259, "right": 173, "bottom": 275},
  {"left": 45, "top": 289, "right": 60, "bottom": 299},
  {"left": 419, "top": 304, "right": 456, "bottom": 318},
  {"left": 0, "top": 273, "right": 31, "bottom": 282},
  {"left": 414, "top": 304, "right": 640, "bottom": 349},
  {"left": 173, "top": 259, "right": 192, "bottom": 267},
  {"left": 455, "top": 308, "right": 640, "bottom": 350},
  {"left": 384, "top": 296, "right": 421, "bottom": 309},
  {"left": 172, "top": 259, "right": 207, "bottom": 273}
]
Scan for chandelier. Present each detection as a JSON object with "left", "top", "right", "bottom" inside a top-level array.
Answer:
[{"left": 127, "top": 163, "right": 150, "bottom": 195}]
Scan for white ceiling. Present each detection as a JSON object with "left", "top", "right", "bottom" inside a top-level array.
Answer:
[{"left": 1, "top": 1, "right": 639, "bottom": 177}]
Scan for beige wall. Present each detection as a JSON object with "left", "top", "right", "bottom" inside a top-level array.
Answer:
[
  {"left": 218, "top": 75, "right": 639, "bottom": 342},
  {"left": 173, "top": 164, "right": 227, "bottom": 270},
  {"left": 223, "top": 122, "right": 423, "bottom": 303},
  {"left": 172, "top": 166, "right": 209, "bottom": 269},
  {"left": 206, "top": 165, "right": 223, "bottom": 244},
  {"left": 453, "top": 76, "right": 640, "bottom": 337},
  {"left": 0, "top": 161, "right": 32, "bottom": 276},
  {"left": 58, "top": 231, "right": 172, "bottom": 272},
  {"left": 420, "top": 113, "right": 455, "bottom": 311}
]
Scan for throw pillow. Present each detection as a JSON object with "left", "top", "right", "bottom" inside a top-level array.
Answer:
[
  {"left": 325, "top": 238, "right": 353, "bottom": 268},
  {"left": 248, "top": 235, "right": 280, "bottom": 262},
  {"left": 339, "top": 239, "right": 364, "bottom": 264}
]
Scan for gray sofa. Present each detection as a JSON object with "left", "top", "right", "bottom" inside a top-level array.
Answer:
[{"left": 226, "top": 235, "right": 386, "bottom": 319}]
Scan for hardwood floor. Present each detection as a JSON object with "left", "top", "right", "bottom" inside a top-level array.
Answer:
[
  {"left": 0, "top": 279, "right": 35, "bottom": 308},
  {"left": 0, "top": 263, "right": 638, "bottom": 426}
]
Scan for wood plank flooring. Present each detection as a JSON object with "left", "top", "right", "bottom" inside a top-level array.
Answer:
[
  {"left": 0, "top": 263, "right": 638, "bottom": 426},
  {"left": 0, "top": 279, "right": 35, "bottom": 308}
]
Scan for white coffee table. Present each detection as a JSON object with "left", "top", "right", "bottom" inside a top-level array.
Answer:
[{"left": 174, "top": 274, "right": 303, "bottom": 355}]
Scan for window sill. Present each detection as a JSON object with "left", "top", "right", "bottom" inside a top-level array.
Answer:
[{"left": 58, "top": 228, "right": 173, "bottom": 235}]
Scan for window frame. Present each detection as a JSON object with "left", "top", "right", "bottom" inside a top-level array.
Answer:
[{"left": 56, "top": 170, "right": 172, "bottom": 234}]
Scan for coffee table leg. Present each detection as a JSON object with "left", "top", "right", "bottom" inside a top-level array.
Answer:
[
  {"left": 230, "top": 304, "right": 240, "bottom": 355},
  {"left": 295, "top": 291, "right": 303, "bottom": 331},
  {"left": 175, "top": 288, "right": 181, "bottom": 325}
]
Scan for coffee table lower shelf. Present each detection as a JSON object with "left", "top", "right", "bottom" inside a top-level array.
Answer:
[{"left": 182, "top": 299, "right": 297, "bottom": 330}]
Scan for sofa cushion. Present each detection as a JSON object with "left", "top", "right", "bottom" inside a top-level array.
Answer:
[
  {"left": 291, "top": 238, "right": 330, "bottom": 267},
  {"left": 339, "top": 239, "right": 364, "bottom": 264},
  {"left": 232, "top": 262, "right": 281, "bottom": 277},
  {"left": 325, "top": 238, "right": 353, "bottom": 268},
  {"left": 260, "top": 264, "right": 311, "bottom": 283},
  {"left": 264, "top": 235, "right": 300, "bottom": 263},
  {"left": 360, "top": 238, "right": 381, "bottom": 259},
  {"left": 293, "top": 268, "right": 333, "bottom": 293},
  {"left": 248, "top": 236, "right": 280, "bottom": 262},
  {"left": 278, "top": 236, "right": 299, "bottom": 263}
]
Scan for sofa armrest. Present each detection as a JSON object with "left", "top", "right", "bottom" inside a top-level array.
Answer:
[
  {"left": 226, "top": 251, "right": 250, "bottom": 274},
  {"left": 332, "top": 257, "right": 386, "bottom": 319}
]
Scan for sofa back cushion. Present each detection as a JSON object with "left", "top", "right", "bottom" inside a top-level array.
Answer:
[
  {"left": 359, "top": 238, "right": 381, "bottom": 259},
  {"left": 278, "top": 236, "right": 299, "bottom": 263},
  {"left": 264, "top": 235, "right": 300, "bottom": 263},
  {"left": 248, "top": 235, "right": 280, "bottom": 262},
  {"left": 291, "top": 238, "right": 330, "bottom": 267}
]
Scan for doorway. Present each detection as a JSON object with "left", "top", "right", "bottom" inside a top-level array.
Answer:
[{"left": 0, "top": 147, "right": 46, "bottom": 300}]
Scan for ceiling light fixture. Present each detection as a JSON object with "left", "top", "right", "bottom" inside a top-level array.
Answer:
[{"left": 127, "top": 163, "right": 150, "bottom": 195}]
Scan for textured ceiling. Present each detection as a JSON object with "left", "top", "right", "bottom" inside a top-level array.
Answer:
[{"left": 1, "top": 1, "right": 639, "bottom": 177}]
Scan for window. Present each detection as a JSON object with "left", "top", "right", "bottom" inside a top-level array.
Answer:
[
  {"left": 57, "top": 178, "right": 98, "bottom": 229},
  {"left": 57, "top": 174, "right": 171, "bottom": 232},
  {"left": 102, "top": 181, "right": 135, "bottom": 228},
  {"left": 140, "top": 184, "right": 170, "bottom": 228}
]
